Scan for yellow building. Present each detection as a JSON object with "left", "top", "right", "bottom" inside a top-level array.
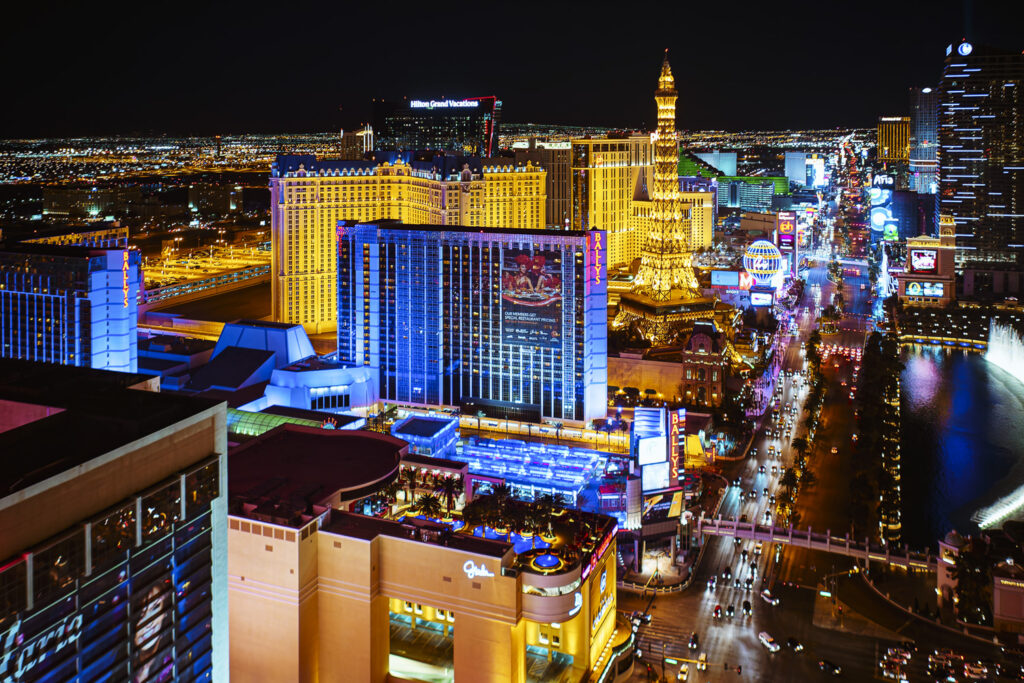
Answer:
[
  {"left": 570, "top": 135, "right": 652, "bottom": 267},
  {"left": 680, "top": 189, "right": 714, "bottom": 250},
  {"left": 270, "top": 154, "right": 546, "bottom": 332},
  {"left": 228, "top": 424, "right": 627, "bottom": 683},
  {"left": 877, "top": 116, "right": 911, "bottom": 163}
]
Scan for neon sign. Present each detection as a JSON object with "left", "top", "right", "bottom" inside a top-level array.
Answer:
[
  {"left": 410, "top": 99, "right": 480, "bottom": 109},
  {"left": 122, "top": 250, "right": 130, "bottom": 308},
  {"left": 591, "top": 232, "right": 603, "bottom": 285},
  {"left": 669, "top": 409, "right": 684, "bottom": 481},
  {"left": 463, "top": 560, "right": 494, "bottom": 579}
]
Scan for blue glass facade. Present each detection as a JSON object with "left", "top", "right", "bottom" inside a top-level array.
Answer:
[
  {"left": 0, "top": 459, "right": 220, "bottom": 683},
  {"left": 0, "top": 246, "right": 140, "bottom": 372},
  {"left": 337, "top": 222, "right": 607, "bottom": 422}
]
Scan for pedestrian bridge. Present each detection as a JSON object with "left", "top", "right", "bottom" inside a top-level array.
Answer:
[{"left": 695, "top": 514, "right": 937, "bottom": 570}]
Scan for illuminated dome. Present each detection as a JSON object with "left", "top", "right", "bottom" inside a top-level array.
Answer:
[{"left": 742, "top": 240, "right": 783, "bottom": 286}]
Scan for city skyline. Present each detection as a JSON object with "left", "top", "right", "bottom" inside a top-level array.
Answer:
[{"left": 3, "top": 1, "right": 1020, "bottom": 137}]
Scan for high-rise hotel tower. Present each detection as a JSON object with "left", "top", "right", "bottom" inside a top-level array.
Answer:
[
  {"left": 269, "top": 153, "right": 545, "bottom": 333},
  {"left": 939, "top": 39, "right": 1024, "bottom": 284}
]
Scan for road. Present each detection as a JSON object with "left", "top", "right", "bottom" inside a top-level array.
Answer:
[{"left": 620, "top": 165, "right": 1014, "bottom": 681}]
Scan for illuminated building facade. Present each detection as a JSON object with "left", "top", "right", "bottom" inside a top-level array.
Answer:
[
  {"left": 373, "top": 97, "right": 502, "bottom": 156},
  {"left": 270, "top": 153, "right": 546, "bottom": 332},
  {"left": 635, "top": 51, "right": 699, "bottom": 302},
  {"left": 877, "top": 116, "right": 911, "bottom": 163},
  {"left": 512, "top": 139, "right": 572, "bottom": 228},
  {"left": 0, "top": 360, "right": 227, "bottom": 683},
  {"left": 896, "top": 214, "right": 957, "bottom": 308},
  {"left": 0, "top": 244, "right": 140, "bottom": 372},
  {"left": 337, "top": 222, "right": 608, "bottom": 423},
  {"left": 939, "top": 40, "right": 1024, "bottom": 273},
  {"left": 617, "top": 53, "right": 710, "bottom": 343},
  {"left": 909, "top": 86, "right": 939, "bottom": 194},
  {"left": 227, "top": 425, "right": 622, "bottom": 683},
  {"left": 570, "top": 135, "right": 652, "bottom": 266}
]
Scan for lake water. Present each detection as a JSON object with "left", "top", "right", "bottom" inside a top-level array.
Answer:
[{"left": 900, "top": 346, "right": 1024, "bottom": 549}]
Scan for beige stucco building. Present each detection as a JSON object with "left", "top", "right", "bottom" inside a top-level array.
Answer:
[{"left": 228, "top": 424, "right": 626, "bottom": 683}]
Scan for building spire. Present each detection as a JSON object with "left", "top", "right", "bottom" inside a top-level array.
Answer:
[{"left": 659, "top": 49, "right": 675, "bottom": 90}]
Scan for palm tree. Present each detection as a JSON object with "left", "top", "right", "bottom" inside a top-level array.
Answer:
[
  {"left": 411, "top": 493, "right": 443, "bottom": 520},
  {"left": 401, "top": 467, "right": 419, "bottom": 502},
  {"left": 436, "top": 475, "right": 464, "bottom": 516},
  {"left": 779, "top": 467, "right": 799, "bottom": 497},
  {"left": 791, "top": 437, "right": 810, "bottom": 461},
  {"left": 381, "top": 479, "right": 401, "bottom": 505},
  {"left": 799, "top": 468, "right": 817, "bottom": 488}
]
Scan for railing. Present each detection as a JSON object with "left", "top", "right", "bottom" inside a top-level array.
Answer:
[{"left": 696, "top": 513, "right": 936, "bottom": 570}]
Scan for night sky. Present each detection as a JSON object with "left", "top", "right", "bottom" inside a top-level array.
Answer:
[{"left": 3, "top": 0, "right": 1020, "bottom": 137}]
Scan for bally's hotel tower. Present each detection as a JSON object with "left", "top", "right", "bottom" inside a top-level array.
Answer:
[{"left": 336, "top": 221, "right": 608, "bottom": 423}]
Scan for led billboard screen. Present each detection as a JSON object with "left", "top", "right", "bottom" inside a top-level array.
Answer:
[
  {"left": 777, "top": 212, "right": 796, "bottom": 252},
  {"left": 637, "top": 436, "right": 667, "bottom": 466},
  {"left": 750, "top": 291, "right": 774, "bottom": 307},
  {"left": 909, "top": 249, "right": 938, "bottom": 274},
  {"left": 641, "top": 462, "right": 671, "bottom": 492},
  {"left": 711, "top": 270, "right": 740, "bottom": 287},
  {"left": 501, "top": 249, "right": 563, "bottom": 348},
  {"left": 906, "top": 281, "right": 944, "bottom": 297}
]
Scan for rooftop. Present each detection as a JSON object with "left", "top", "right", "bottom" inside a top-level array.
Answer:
[
  {"left": 394, "top": 416, "right": 456, "bottom": 439},
  {"left": 229, "top": 424, "right": 407, "bottom": 527},
  {"left": 321, "top": 512, "right": 511, "bottom": 559},
  {"left": 0, "top": 360, "right": 218, "bottom": 498}
]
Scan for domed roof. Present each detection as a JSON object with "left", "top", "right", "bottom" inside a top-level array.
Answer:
[{"left": 943, "top": 529, "right": 967, "bottom": 548}]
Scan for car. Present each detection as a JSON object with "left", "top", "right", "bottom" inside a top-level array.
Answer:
[
  {"left": 677, "top": 663, "right": 689, "bottom": 680},
  {"left": 840, "top": 380, "right": 847, "bottom": 387},
  {"left": 726, "top": 604, "right": 735, "bottom": 618},
  {"left": 749, "top": 560, "right": 758, "bottom": 573},
  {"left": 688, "top": 632, "right": 699, "bottom": 650},
  {"left": 761, "top": 589, "right": 779, "bottom": 605},
  {"left": 740, "top": 514, "right": 749, "bottom": 524},
  {"left": 742, "top": 599, "right": 752, "bottom": 614},
  {"left": 763, "top": 511, "right": 772, "bottom": 523},
  {"left": 787, "top": 637, "right": 804, "bottom": 652},
  {"left": 964, "top": 661, "right": 989, "bottom": 679},
  {"left": 713, "top": 604, "right": 722, "bottom": 619},
  {"left": 748, "top": 490, "right": 757, "bottom": 500},
  {"left": 758, "top": 465, "right": 766, "bottom": 474},
  {"left": 697, "top": 652, "right": 707, "bottom": 671},
  {"left": 763, "top": 487, "right": 769, "bottom": 496},
  {"left": 849, "top": 391, "right": 855, "bottom": 400},
  {"left": 831, "top": 446, "right": 838, "bottom": 454},
  {"left": 769, "top": 494, "right": 776, "bottom": 504},
  {"left": 732, "top": 477, "right": 742, "bottom": 487},
  {"left": 851, "top": 433, "right": 858, "bottom": 442},
  {"left": 722, "top": 568, "right": 732, "bottom": 581},
  {"left": 759, "top": 631, "right": 780, "bottom": 652},
  {"left": 771, "top": 465, "right": 778, "bottom": 475},
  {"left": 707, "top": 576, "right": 717, "bottom": 590},
  {"left": 755, "top": 541, "right": 763, "bottom": 555},
  {"left": 819, "top": 660, "right": 842, "bottom": 676}
]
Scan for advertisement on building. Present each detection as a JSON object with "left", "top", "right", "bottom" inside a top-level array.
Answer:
[
  {"left": 909, "top": 249, "right": 937, "bottom": 274},
  {"left": 750, "top": 290, "right": 774, "bottom": 307},
  {"left": 906, "top": 281, "right": 944, "bottom": 297},
  {"left": 711, "top": 270, "right": 740, "bottom": 287},
  {"left": 777, "top": 212, "right": 796, "bottom": 252},
  {"left": 501, "top": 249, "right": 563, "bottom": 348}
]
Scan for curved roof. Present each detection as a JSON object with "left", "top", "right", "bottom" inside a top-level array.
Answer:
[{"left": 229, "top": 424, "right": 406, "bottom": 520}]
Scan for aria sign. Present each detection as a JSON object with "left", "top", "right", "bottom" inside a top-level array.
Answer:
[
  {"left": 410, "top": 99, "right": 480, "bottom": 110},
  {"left": 463, "top": 560, "right": 494, "bottom": 580}
]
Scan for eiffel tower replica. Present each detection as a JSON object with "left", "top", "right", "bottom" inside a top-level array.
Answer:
[{"left": 617, "top": 51, "right": 716, "bottom": 344}]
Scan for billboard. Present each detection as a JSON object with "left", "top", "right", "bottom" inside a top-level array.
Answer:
[
  {"left": 711, "top": 270, "right": 740, "bottom": 287},
  {"left": 641, "top": 462, "right": 670, "bottom": 492},
  {"left": 750, "top": 290, "right": 774, "bottom": 307},
  {"left": 637, "top": 436, "right": 667, "bottom": 466},
  {"left": 909, "top": 249, "right": 937, "bottom": 274},
  {"left": 501, "top": 249, "right": 563, "bottom": 348},
  {"left": 906, "top": 281, "right": 944, "bottom": 297},
  {"left": 777, "top": 211, "right": 796, "bottom": 252}
]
